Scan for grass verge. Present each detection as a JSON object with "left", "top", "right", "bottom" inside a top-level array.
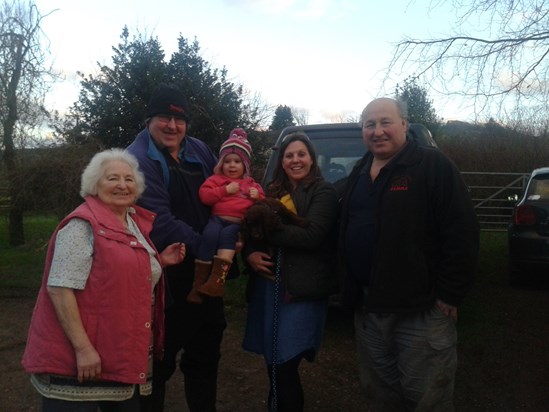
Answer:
[
  {"left": 0, "top": 215, "right": 58, "bottom": 293},
  {"left": 1, "top": 217, "right": 508, "bottom": 307}
]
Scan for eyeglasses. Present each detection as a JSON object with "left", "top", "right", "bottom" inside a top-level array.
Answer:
[{"left": 156, "top": 115, "right": 186, "bottom": 126}]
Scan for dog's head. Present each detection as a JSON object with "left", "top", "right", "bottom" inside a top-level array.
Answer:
[{"left": 241, "top": 200, "right": 282, "bottom": 241}]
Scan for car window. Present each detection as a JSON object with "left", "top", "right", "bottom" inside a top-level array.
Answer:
[
  {"left": 309, "top": 136, "right": 365, "bottom": 183},
  {"left": 527, "top": 174, "right": 549, "bottom": 200},
  {"left": 263, "top": 132, "right": 366, "bottom": 186}
]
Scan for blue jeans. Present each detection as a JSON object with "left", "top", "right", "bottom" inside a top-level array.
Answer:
[{"left": 354, "top": 304, "right": 457, "bottom": 412}]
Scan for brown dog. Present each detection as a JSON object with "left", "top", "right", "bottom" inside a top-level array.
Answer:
[{"left": 241, "top": 197, "right": 309, "bottom": 242}]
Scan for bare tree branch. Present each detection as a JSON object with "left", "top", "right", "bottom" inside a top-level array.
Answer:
[{"left": 386, "top": 0, "right": 549, "bottom": 120}]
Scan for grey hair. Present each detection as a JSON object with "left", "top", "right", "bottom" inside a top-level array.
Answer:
[
  {"left": 80, "top": 149, "right": 146, "bottom": 199},
  {"left": 359, "top": 97, "right": 408, "bottom": 127}
]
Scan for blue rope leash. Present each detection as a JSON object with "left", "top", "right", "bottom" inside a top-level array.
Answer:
[{"left": 271, "top": 247, "right": 282, "bottom": 412}]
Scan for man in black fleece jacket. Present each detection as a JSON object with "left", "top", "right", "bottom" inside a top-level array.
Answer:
[{"left": 339, "top": 97, "right": 479, "bottom": 412}]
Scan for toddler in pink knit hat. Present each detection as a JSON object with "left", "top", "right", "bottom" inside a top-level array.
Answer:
[{"left": 187, "top": 128, "right": 265, "bottom": 303}]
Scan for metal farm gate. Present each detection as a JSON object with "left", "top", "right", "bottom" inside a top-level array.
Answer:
[{"left": 461, "top": 172, "right": 530, "bottom": 232}]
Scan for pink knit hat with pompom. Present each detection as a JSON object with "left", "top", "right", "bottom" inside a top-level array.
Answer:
[{"left": 215, "top": 128, "right": 253, "bottom": 176}]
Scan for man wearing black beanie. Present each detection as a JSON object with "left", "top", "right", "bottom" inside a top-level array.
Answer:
[{"left": 128, "top": 83, "right": 224, "bottom": 412}]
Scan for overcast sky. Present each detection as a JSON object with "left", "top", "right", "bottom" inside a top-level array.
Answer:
[{"left": 36, "top": 0, "right": 473, "bottom": 124}]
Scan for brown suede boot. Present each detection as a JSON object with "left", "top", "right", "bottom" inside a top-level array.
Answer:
[
  {"left": 197, "top": 255, "right": 231, "bottom": 297},
  {"left": 186, "top": 259, "right": 212, "bottom": 304}
]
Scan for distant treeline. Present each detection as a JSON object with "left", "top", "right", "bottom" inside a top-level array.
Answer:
[
  {"left": 1, "top": 120, "right": 546, "bottom": 217},
  {"left": 436, "top": 120, "right": 549, "bottom": 173}
]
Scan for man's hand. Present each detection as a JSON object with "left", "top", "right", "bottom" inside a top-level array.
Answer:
[{"left": 436, "top": 299, "right": 458, "bottom": 322}]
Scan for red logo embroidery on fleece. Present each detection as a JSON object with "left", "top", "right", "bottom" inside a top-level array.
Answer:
[{"left": 389, "top": 176, "right": 410, "bottom": 192}]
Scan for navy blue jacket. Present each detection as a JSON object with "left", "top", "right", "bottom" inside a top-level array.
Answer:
[{"left": 127, "top": 128, "right": 218, "bottom": 252}]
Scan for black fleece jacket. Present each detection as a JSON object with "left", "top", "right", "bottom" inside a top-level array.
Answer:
[{"left": 339, "top": 140, "right": 480, "bottom": 312}]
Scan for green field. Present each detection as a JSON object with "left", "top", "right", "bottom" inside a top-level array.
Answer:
[
  {"left": 0, "top": 215, "right": 249, "bottom": 305},
  {"left": 0, "top": 215, "right": 59, "bottom": 291},
  {"left": 0, "top": 215, "right": 507, "bottom": 300}
]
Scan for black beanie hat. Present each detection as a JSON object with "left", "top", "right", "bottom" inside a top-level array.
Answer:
[{"left": 146, "top": 84, "right": 191, "bottom": 121}]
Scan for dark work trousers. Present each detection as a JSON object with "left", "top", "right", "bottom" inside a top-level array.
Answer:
[{"left": 142, "top": 289, "right": 226, "bottom": 412}]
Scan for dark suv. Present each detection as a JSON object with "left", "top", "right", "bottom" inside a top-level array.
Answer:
[
  {"left": 262, "top": 122, "right": 437, "bottom": 187},
  {"left": 508, "top": 167, "right": 549, "bottom": 286}
]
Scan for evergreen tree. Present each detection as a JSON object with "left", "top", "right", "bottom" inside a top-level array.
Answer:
[
  {"left": 69, "top": 27, "right": 166, "bottom": 147},
  {"left": 395, "top": 77, "right": 441, "bottom": 136},
  {"left": 65, "top": 29, "right": 248, "bottom": 150},
  {"left": 269, "top": 105, "right": 295, "bottom": 131},
  {"left": 168, "top": 36, "right": 244, "bottom": 150}
]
